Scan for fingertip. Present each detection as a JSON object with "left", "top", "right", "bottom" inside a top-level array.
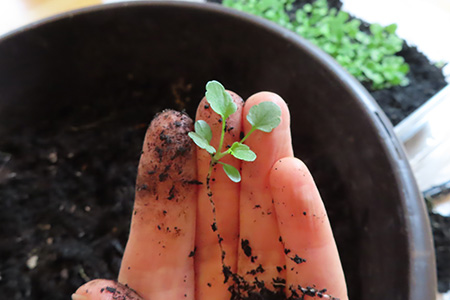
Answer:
[
  {"left": 270, "top": 158, "right": 348, "bottom": 300},
  {"left": 242, "top": 92, "right": 293, "bottom": 158},
  {"left": 74, "top": 279, "right": 143, "bottom": 300},
  {"left": 243, "top": 92, "right": 289, "bottom": 120},
  {"left": 270, "top": 157, "right": 309, "bottom": 189},
  {"left": 245, "top": 91, "right": 286, "bottom": 105}
]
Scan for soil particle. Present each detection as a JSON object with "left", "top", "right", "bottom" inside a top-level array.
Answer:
[
  {"left": 246, "top": 264, "right": 265, "bottom": 276},
  {"left": 171, "top": 146, "right": 189, "bottom": 160},
  {"left": 222, "top": 265, "right": 233, "bottom": 284},
  {"left": 154, "top": 147, "right": 164, "bottom": 162},
  {"left": 241, "top": 239, "right": 252, "bottom": 257},
  {"left": 167, "top": 185, "right": 176, "bottom": 200},
  {"left": 158, "top": 173, "right": 169, "bottom": 182},
  {"left": 184, "top": 179, "right": 202, "bottom": 185},
  {"left": 188, "top": 248, "right": 196, "bottom": 258},
  {"left": 159, "top": 130, "right": 173, "bottom": 144},
  {"left": 290, "top": 255, "right": 306, "bottom": 264}
]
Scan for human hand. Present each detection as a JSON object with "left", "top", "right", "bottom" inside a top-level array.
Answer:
[{"left": 72, "top": 87, "right": 348, "bottom": 300}]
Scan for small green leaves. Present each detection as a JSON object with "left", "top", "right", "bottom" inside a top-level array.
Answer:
[
  {"left": 224, "top": 0, "right": 410, "bottom": 90},
  {"left": 221, "top": 163, "right": 241, "bottom": 183},
  {"left": 247, "top": 102, "right": 281, "bottom": 133},
  {"left": 188, "top": 132, "right": 216, "bottom": 154},
  {"left": 188, "top": 120, "right": 216, "bottom": 154},
  {"left": 206, "top": 81, "right": 237, "bottom": 121},
  {"left": 190, "top": 80, "right": 282, "bottom": 183},
  {"left": 229, "top": 142, "right": 256, "bottom": 162},
  {"left": 195, "top": 120, "right": 212, "bottom": 143}
]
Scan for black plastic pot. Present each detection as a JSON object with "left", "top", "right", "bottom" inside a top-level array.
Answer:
[{"left": 0, "top": 2, "right": 435, "bottom": 299}]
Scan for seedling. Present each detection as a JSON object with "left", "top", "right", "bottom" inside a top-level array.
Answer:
[
  {"left": 189, "top": 80, "right": 281, "bottom": 182},
  {"left": 223, "top": 0, "right": 410, "bottom": 90},
  {"left": 188, "top": 80, "right": 282, "bottom": 295}
]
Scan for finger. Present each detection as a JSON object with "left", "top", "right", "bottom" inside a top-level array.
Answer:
[
  {"left": 72, "top": 279, "right": 142, "bottom": 300},
  {"left": 238, "top": 92, "right": 293, "bottom": 294},
  {"left": 270, "top": 157, "right": 348, "bottom": 300},
  {"left": 118, "top": 110, "right": 197, "bottom": 300},
  {"left": 194, "top": 91, "right": 243, "bottom": 300}
]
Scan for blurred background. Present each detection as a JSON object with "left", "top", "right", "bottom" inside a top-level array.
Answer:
[{"left": 0, "top": 0, "right": 449, "bottom": 299}]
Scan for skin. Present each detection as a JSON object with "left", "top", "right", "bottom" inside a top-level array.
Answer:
[
  {"left": 270, "top": 158, "right": 348, "bottom": 299},
  {"left": 237, "top": 92, "right": 294, "bottom": 294},
  {"left": 194, "top": 92, "right": 244, "bottom": 300},
  {"left": 118, "top": 110, "right": 198, "bottom": 300},
  {"left": 72, "top": 91, "right": 348, "bottom": 300},
  {"left": 73, "top": 279, "right": 142, "bottom": 300}
]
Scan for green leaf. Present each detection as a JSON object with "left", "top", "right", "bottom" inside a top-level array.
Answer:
[
  {"left": 229, "top": 142, "right": 257, "bottom": 162},
  {"left": 188, "top": 132, "right": 216, "bottom": 154},
  {"left": 222, "top": 163, "right": 241, "bottom": 183},
  {"left": 384, "top": 23, "right": 397, "bottom": 34},
  {"left": 370, "top": 23, "right": 383, "bottom": 35},
  {"left": 194, "top": 120, "right": 212, "bottom": 143},
  {"left": 303, "top": 3, "right": 312, "bottom": 12},
  {"left": 247, "top": 101, "right": 281, "bottom": 133},
  {"left": 370, "top": 49, "right": 383, "bottom": 62},
  {"left": 205, "top": 80, "right": 237, "bottom": 120}
]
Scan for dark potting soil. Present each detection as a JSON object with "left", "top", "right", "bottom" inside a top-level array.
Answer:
[
  {"left": 430, "top": 213, "right": 450, "bottom": 293},
  {"left": 368, "top": 45, "right": 447, "bottom": 126},
  {"left": 0, "top": 119, "right": 142, "bottom": 299},
  {"left": 212, "top": 0, "right": 448, "bottom": 126}
]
